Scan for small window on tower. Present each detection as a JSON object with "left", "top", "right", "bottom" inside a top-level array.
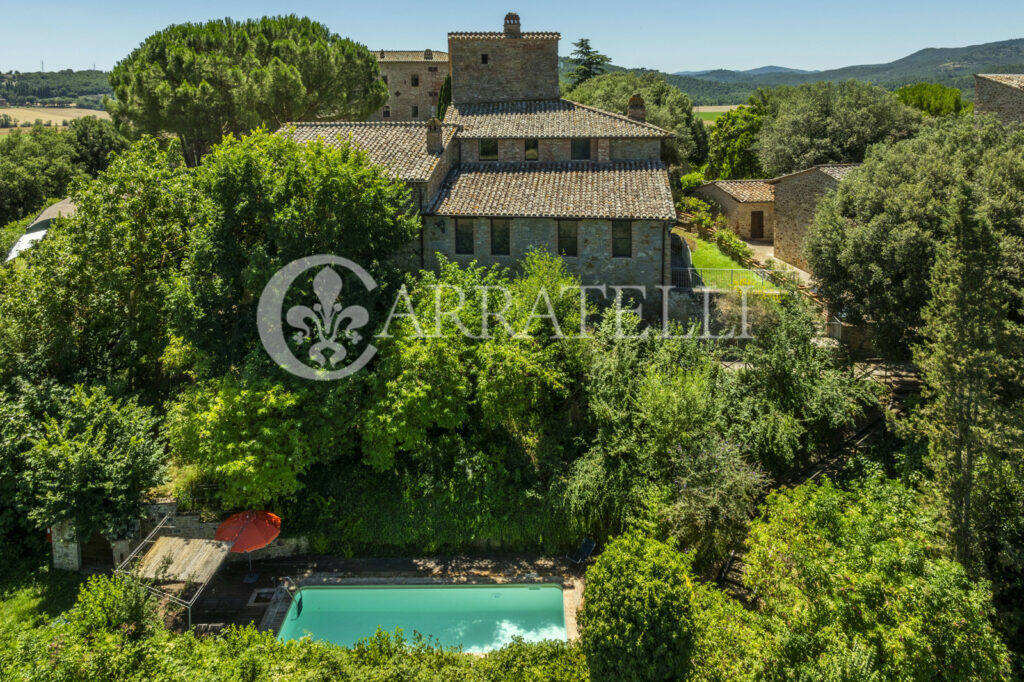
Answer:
[
  {"left": 411, "top": 75, "right": 419, "bottom": 87},
  {"left": 412, "top": 105, "right": 419, "bottom": 118},
  {"left": 428, "top": 66, "right": 438, "bottom": 73},
  {"left": 481, "top": 54, "right": 489, "bottom": 64},
  {"left": 382, "top": 75, "right": 388, "bottom": 85},
  {"left": 382, "top": 106, "right": 390, "bottom": 118}
]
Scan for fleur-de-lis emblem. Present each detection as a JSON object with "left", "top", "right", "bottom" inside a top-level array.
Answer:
[{"left": 286, "top": 267, "right": 369, "bottom": 368}]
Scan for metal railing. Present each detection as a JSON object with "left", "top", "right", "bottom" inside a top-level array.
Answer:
[{"left": 671, "top": 267, "right": 794, "bottom": 292}]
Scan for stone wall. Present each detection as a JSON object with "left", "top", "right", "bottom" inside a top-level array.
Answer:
[
  {"left": 695, "top": 185, "right": 775, "bottom": 240},
  {"left": 424, "top": 217, "right": 671, "bottom": 314},
  {"left": 448, "top": 36, "right": 560, "bottom": 104},
  {"left": 370, "top": 59, "right": 447, "bottom": 122},
  {"left": 609, "top": 138, "right": 661, "bottom": 161},
  {"left": 975, "top": 76, "right": 1024, "bottom": 125},
  {"left": 51, "top": 521, "right": 81, "bottom": 571},
  {"left": 773, "top": 169, "right": 837, "bottom": 271}
]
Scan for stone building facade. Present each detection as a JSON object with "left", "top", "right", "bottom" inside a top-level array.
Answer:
[
  {"left": 696, "top": 180, "right": 775, "bottom": 240},
  {"left": 974, "top": 74, "right": 1024, "bottom": 125},
  {"left": 770, "top": 164, "right": 859, "bottom": 271},
  {"left": 447, "top": 13, "right": 560, "bottom": 105},
  {"left": 370, "top": 49, "right": 449, "bottom": 122}
]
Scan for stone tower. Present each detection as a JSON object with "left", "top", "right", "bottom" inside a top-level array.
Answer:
[{"left": 447, "top": 12, "right": 560, "bottom": 105}]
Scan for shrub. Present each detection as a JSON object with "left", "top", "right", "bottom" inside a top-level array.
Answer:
[{"left": 578, "top": 531, "right": 697, "bottom": 681}]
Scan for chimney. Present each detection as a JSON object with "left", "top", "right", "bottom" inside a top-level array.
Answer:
[
  {"left": 426, "top": 117, "right": 443, "bottom": 153},
  {"left": 424, "top": 48, "right": 433, "bottom": 60},
  {"left": 627, "top": 93, "right": 646, "bottom": 122},
  {"left": 504, "top": 12, "right": 521, "bottom": 38},
  {"left": 379, "top": 49, "right": 385, "bottom": 59}
]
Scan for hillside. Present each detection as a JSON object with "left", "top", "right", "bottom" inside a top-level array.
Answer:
[{"left": 0, "top": 69, "right": 112, "bottom": 108}]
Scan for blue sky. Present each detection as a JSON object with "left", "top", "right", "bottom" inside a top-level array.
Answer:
[{"left": 1, "top": 0, "right": 1022, "bottom": 74}]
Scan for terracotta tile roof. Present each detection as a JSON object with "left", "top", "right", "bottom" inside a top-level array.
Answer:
[
  {"left": 448, "top": 32, "right": 560, "bottom": 40},
  {"left": 444, "top": 99, "right": 673, "bottom": 139},
  {"left": 978, "top": 74, "right": 1024, "bottom": 91},
  {"left": 768, "top": 163, "right": 861, "bottom": 184},
  {"left": 705, "top": 180, "right": 774, "bottom": 203},
  {"left": 278, "top": 122, "right": 457, "bottom": 182},
  {"left": 375, "top": 50, "right": 448, "bottom": 62},
  {"left": 427, "top": 161, "right": 676, "bottom": 220}
]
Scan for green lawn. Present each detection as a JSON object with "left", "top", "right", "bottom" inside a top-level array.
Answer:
[
  {"left": 696, "top": 111, "right": 724, "bottom": 122},
  {"left": 682, "top": 231, "right": 746, "bottom": 269},
  {"left": 0, "top": 560, "right": 85, "bottom": 638}
]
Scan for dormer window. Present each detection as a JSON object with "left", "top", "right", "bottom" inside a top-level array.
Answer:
[
  {"left": 571, "top": 139, "right": 591, "bottom": 160},
  {"left": 479, "top": 139, "right": 498, "bottom": 160},
  {"left": 481, "top": 54, "right": 489, "bottom": 64}
]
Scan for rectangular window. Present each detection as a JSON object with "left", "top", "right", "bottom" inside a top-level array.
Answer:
[
  {"left": 571, "top": 139, "right": 591, "bottom": 160},
  {"left": 428, "top": 91, "right": 438, "bottom": 98},
  {"left": 479, "top": 139, "right": 498, "bottom": 160},
  {"left": 428, "top": 66, "right": 438, "bottom": 73},
  {"left": 612, "top": 221, "right": 632, "bottom": 257},
  {"left": 491, "top": 219, "right": 510, "bottom": 255},
  {"left": 481, "top": 54, "right": 489, "bottom": 64},
  {"left": 382, "top": 106, "right": 390, "bottom": 118},
  {"left": 524, "top": 138, "right": 539, "bottom": 161},
  {"left": 411, "top": 105, "right": 419, "bottom": 118},
  {"left": 382, "top": 75, "right": 388, "bottom": 85},
  {"left": 558, "top": 221, "right": 578, "bottom": 257},
  {"left": 411, "top": 75, "right": 419, "bottom": 87},
  {"left": 455, "top": 219, "right": 474, "bottom": 255}
]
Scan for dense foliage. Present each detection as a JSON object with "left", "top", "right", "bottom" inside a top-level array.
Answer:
[
  {"left": 579, "top": 532, "right": 697, "bottom": 681},
  {"left": 108, "top": 16, "right": 388, "bottom": 165},
  {"left": 895, "top": 82, "right": 973, "bottom": 116},
  {"left": 0, "top": 118, "right": 127, "bottom": 227},
  {"left": 566, "top": 71, "right": 709, "bottom": 167},
  {"left": 757, "top": 80, "right": 921, "bottom": 176},
  {"left": 806, "top": 115, "right": 1024, "bottom": 356},
  {"left": 566, "top": 39, "right": 612, "bottom": 89}
]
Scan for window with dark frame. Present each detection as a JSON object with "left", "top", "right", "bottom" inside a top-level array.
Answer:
[
  {"left": 428, "top": 66, "right": 438, "bottom": 72},
  {"left": 524, "top": 138, "right": 539, "bottom": 161},
  {"left": 558, "top": 221, "right": 578, "bottom": 257},
  {"left": 411, "top": 75, "right": 419, "bottom": 87},
  {"left": 490, "top": 219, "right": 511, "bottom": 255},
  {"left": 612, "top": 221, "right": 632, "bottom": 257},
  {"left": 455, "top": 219, "right": 475, "bottom": 255},
  {"left": 412, "top": 105, "right": 419, "bottom": 118},
  {"left": 479, "top": 139, "right": 498, "bottom": 160},
  {"left": 382, "top": 106, "right": 390, "bottom": 118},
  {"left": 481, "top": 54, "right": 489, "bottom": 64},
  {"left": 382, "top": 75, "right": 388, "bottom": 85},
  {"left": 571, "top": 139, "right": 591, "bottom": 160}
]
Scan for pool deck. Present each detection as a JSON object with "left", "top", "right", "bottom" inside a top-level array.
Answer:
[{"left": 181, "top": 554, "right": 584, "bottom": 642}]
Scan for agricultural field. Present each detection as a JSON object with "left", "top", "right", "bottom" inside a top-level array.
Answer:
[
  {"left": 0, "top": 106, "right": 110, "bottom": 134},
  {"left": 693, "top": 104, "right": 741, "bottom": 125}
]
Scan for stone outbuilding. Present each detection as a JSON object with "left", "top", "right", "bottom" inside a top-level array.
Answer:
[
  {"left": 695, "top": 180, "right": 775, "bottom": 240},
  {"left": 974, "top": 74, "right": 1024, "bottom": 125},
  {"left": 769, "top": 164, "right": 860, "bottom": 271}
]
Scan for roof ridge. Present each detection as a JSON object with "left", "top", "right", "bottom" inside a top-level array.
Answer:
[
  {"left": 565, "top": 99, "right": 674, "bottom": 135},
  {"left": 280, "top": 121, "right": 457, "bottom": 128}
]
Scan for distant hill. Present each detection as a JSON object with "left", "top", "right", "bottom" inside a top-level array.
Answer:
[
  {"left": 561, "top": 37, "right": 1024, "bottom": 105},
  {"left": 662, "top": 37, "right": 1024, "bottom": 103},
  {"left": 0, "top": 69, "right": 111, "bottom": 108}
]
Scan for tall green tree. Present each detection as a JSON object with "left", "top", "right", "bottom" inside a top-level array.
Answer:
[
  {"left": 108, "top": 16, "right": 388, "bottom": 165},
  {"left": 67, "top": 116, "right": 129, "bottom": 175},
  {"left": 705, "top": 105, "right": 764, "bottom": 179},
  {"left": 0, "top": 124, "right": 82, "bottom": 225},
  {"left": 895, "top": 82, "right": 973, "bottom": 117},
  {"left": 912, "top": 195, "right": 1022, "bottom": 568},
  {"left": 566, "top": 71, "right": 709, "bottom": 166},
  {"left": 758, "top": 80, "right": 920, "bottom": 176},
  {"left": 567, "top": 39, "right": 612, "bottom": 88}
]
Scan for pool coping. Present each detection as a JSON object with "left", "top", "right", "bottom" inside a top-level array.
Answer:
[{"left": 259, "top": 573, "right": 583, "bottom": 644}]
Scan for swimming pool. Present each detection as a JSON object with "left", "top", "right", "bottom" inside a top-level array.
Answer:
[{"left": 276, "top": 584, "right": 567, "bottom": 653}]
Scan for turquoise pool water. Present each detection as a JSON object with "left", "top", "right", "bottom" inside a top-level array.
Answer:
[{"left": 276, "top": 584, "right": 566, "bottom": 653}]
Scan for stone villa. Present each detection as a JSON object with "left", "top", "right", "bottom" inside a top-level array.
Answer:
[
  {"left": 282, "top": 13, "right": 677, "bottom": 295},
  {"left": 695, "top": 180, "right": 774, "bottom": 240},
  {"left": 974, "top": 74, "right": 1024, "bottom": 125}
]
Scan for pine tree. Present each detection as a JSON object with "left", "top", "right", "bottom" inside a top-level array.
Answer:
[{"left": 567, "top": 39, "right": 611, "bottom": 89}]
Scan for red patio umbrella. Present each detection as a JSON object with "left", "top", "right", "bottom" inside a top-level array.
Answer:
[{"left": 215, "top": 510, "right": 281, "bottom": 580}]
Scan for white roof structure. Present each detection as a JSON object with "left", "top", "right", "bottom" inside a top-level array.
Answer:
[
  {"left": 6, "top": 230, "right": 48, "bottom": 262},
  {"left": 5, "top": 198, "right": 76, "bottom": 262}
]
